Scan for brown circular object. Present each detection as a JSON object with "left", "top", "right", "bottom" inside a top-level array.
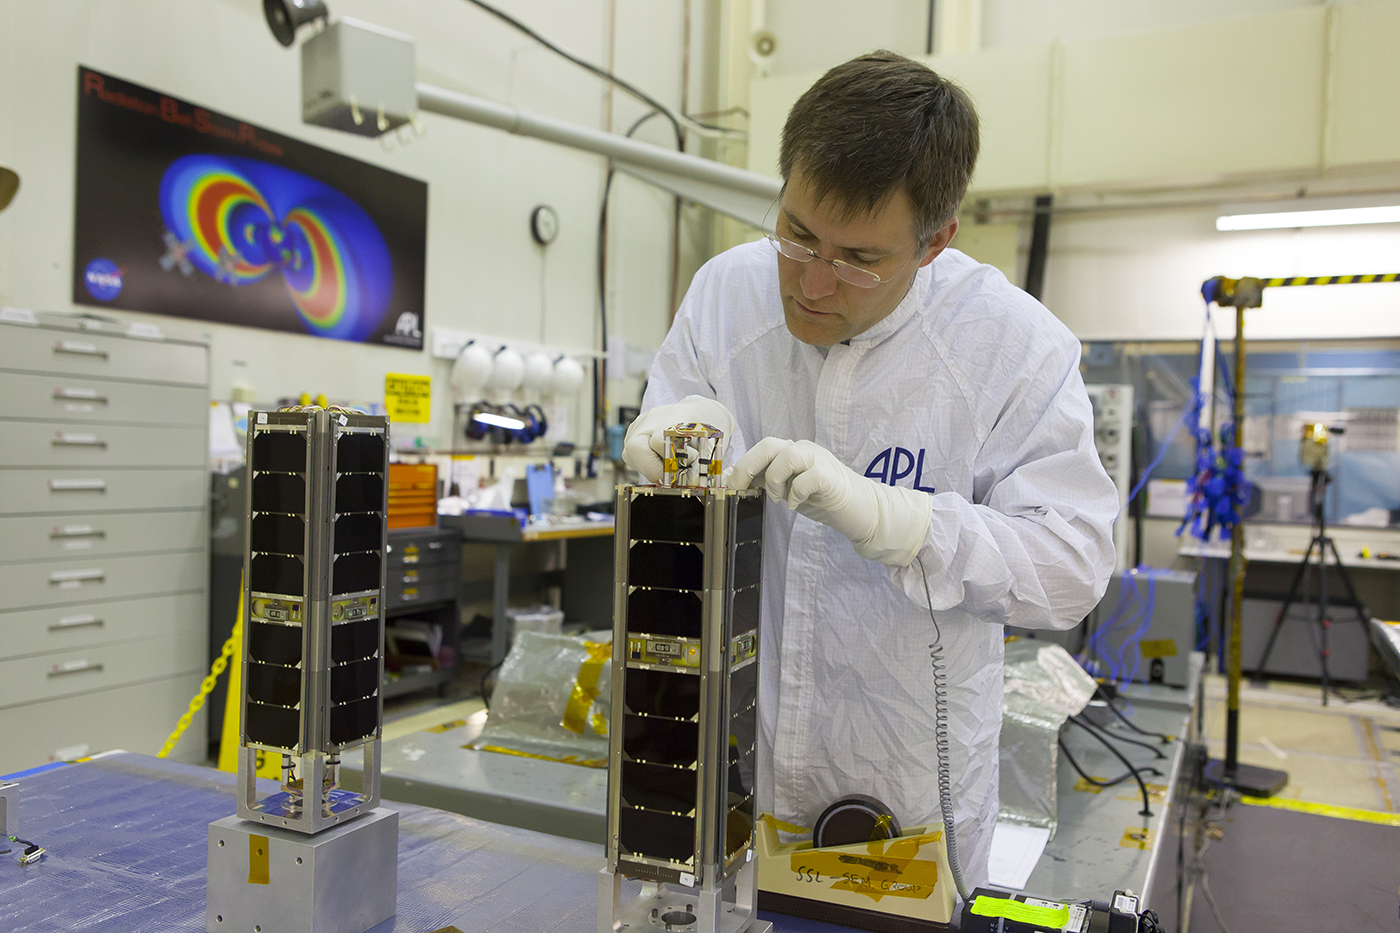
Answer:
[{"left": 812, "top": 795, "right": 901, "bottom": 849}]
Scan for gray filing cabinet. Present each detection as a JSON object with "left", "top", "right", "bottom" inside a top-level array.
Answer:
[{"left": 0, "top": 311, "right": 209, "bottom": 772}]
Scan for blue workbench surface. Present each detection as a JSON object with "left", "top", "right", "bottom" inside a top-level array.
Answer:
[{"left": 0, "top": 753, "right": 859, "bottom": 932}]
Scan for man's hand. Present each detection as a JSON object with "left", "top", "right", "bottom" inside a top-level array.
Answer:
[
  {"left": 729, "top": 438, "right": 932, "bottom": 567},
  {"left": 622, "top": 396, "right": 736, "bottom": 483}
]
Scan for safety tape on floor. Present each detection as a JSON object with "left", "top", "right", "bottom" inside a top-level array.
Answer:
[{"left": 1238, "top": 794, "right": 1400, "bottom": 826}]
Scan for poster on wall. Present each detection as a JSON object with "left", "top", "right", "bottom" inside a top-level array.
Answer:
[{"left": 72, "top": 66, "right": 427, "bottom": 349}]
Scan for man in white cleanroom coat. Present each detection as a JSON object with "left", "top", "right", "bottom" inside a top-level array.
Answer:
[{"left": 624, "top": 52, "right": 1118, "bottom": 890}]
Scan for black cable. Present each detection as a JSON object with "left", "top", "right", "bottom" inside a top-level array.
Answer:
[
  {"left": 1074, "top": 714, "right": 1167, "bottom": 759},
  {"left": 595, "top": 109, "right": 675, "bottom": 447},
  {"left": 1058, "top": 738, "right": 1162, "bottom": 788},
  {"left": 479, "top": 659, "right": 506, "bottom": 709},
  {"left": 1100, "top": 693, "right": 1173, "bottom": 742},
  {"left": 458, "top": 0, "right": 706, "bottom": 149},
  {"left": 6, "top": 835, "right": 43, "bottom": 864},
  {"left": 1068, "top": 717, "right": 1155, "bottom": 816}
]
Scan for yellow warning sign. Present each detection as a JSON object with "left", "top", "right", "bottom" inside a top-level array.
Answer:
[
  {"left": 1139, "top": 638, "right": 1178, "bottom": 659},
  {"left": 385, "top": 372, "right": 431, "bottom": 423}
]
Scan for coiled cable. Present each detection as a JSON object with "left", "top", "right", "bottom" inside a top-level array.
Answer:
[{"left": 915, "top": 554, "right": 970, "bottom": 901}]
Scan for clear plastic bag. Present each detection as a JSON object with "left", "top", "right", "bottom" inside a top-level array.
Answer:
[{"left": 466, "top": 630, "right": 612, "bottom": 768}]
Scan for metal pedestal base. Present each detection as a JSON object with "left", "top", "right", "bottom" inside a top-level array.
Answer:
[
  {"left": 0, "top": 781, "right": 16, "bottom": 837},
  {"left": 1204, "top": 758, "right": 1288, "bottom": 798},
  {"left": 599, "top": 861, "right": 772, "bottom": 933},
  {"left": 206, "top": 807, "right": 398, "bottom": 933}
]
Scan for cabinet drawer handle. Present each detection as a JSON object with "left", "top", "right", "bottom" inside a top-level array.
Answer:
[
  {"left": 54, "top": 387, "right": 109, "bottom": 404},
  {"left": 51, "top": 525, "right": 105, "bottom": 539},
  {"left": 54, "top": 340, "right": 109, "bottom": 359},
  {"left": 48, "top": 660, "right": 104, "bottom": 677},
  {"left": 427, "top": 541, "right": 444, "bottom": 550},
  {"left": 50, "top": 568, "right": 104, "bottom": 584},
  {"left": 50, "top": 614, "right": 104, "bottom": 631},
  {"left": 52, "top": 433, "right": 107, "bottom": 448},
  {"left": 49, "top": 479, "right": 107, "bottom": 491}
]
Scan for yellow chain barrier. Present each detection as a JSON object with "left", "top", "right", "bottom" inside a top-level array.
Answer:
[{"left": 157, "top": 615, "right": 242, "bottom": 759}]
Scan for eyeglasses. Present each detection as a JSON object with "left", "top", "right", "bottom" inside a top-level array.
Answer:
[{"left": 765, "top": 233, "right": 888, "bottom": 288}]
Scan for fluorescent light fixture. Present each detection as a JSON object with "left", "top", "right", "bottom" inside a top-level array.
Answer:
[
  {"left": 1217, "top": 194, "right": 1400, "bottom": 231},
  {"left": 472, "top": 411, "right": 525, "bottom": 431}
]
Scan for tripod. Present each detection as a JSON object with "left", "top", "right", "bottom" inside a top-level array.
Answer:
[{"left": 1253, "top": 468, "right": 1371, "bottom": 705}]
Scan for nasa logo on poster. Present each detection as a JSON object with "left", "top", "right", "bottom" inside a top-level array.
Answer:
[{"left": 83, "top": 258, "right": 124, "bottom": 301}]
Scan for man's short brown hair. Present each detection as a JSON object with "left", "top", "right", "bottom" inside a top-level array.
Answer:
[{"left": 779, "top": 51, "right": 979, "bottom": 245}]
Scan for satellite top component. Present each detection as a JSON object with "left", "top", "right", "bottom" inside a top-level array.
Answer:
[
  {"left": 207, "top": 406, "right": 397, "bottom": 933},
  {"left": 661, "top": 422, "right": 725, "bottom": 488},
  {"left": 601, "top": 440, "right": 769, "bottom": 933}
]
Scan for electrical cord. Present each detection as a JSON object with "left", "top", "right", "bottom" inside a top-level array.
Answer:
[
  {"left": 1098, "top": 692, "right": 1172, "bottom": 743},
  {"left": 1067, "top": 716, "right": 1155, "bottom": 816},
  {"left": 1193, "top": 789, "right": 1238, "bottom": 933},
  {"left": 479, "top": 658, "right": 506, "bottom": 709},
  {"left": 6, "top": 835, "right": 43, "bottom": 865},
  {"left": 1074, "top": 714, "right": 1167, "bottom": 759},
  {"left": 915, "top": 554, "right": 969, "bottom": 901},
  {"left": 1057, "top": 738, "right": 1163, "bottom": 789},
  {"left": 458, "top": 0, "right": 742, "bottom": 142},
  {"left": 596, "top": 109, "right": 674, "bottom": 447},
  {"left": 1137, "top": 908, "right": 1166, "bottom": 933}
]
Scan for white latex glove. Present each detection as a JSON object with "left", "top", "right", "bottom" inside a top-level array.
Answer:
[
  {"left": 622, "top": 396, "right": 737, "bottom": 484},
  {"left": 729, "top": 437, "right": 933, "bottom": 567}
]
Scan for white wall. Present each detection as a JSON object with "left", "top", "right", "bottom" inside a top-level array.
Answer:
[
  {"left": 761, "top": 0, "right": 930, "bottom": 75},
  {"left": 0, "top": 0, "right": 702, "bottom": 447},
  {"left": 739, "top": 0, "right": 1400, "bottom": 343},
  {"left": 1038, "top": 204, "right": 1400, "bottom": 341},
  {"left": 979, "top": 0, "right": 1322, "bottom": 48}
]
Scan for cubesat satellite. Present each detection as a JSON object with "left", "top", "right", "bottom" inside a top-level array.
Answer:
[
  {"left": 206, "top": 407, "right": 396, "bottom": 933},
  {"left": 600, "top": 424, "right": 771, "bottom": 933}
]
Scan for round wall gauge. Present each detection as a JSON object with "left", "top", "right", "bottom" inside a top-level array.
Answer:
[{"left": 530, "top": 204, "right": 559, "bottom": 245}]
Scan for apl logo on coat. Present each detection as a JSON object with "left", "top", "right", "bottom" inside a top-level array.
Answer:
[
  {"left": 864, "top": 447, "right": 937, "bottom": 492},
  {"left": 83, "top": 258, "right": 124, "bottom": 301}
]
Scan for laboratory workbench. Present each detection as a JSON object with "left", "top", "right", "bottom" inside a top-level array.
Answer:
[
  {"left": 347, "top": 655, "right": 1205, "bottom": 920},
  {"left": 442, "top": 512, "right": 615, "bottom": 666},
  {"left": 0, "top": 753, "right": 859, "bottom": 933},
  {"left": 1023, "top": 659, "right": 1204, "bottom": 919}
]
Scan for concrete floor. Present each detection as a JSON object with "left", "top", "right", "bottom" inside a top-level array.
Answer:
[
  {"left": 383, "top": 670, "right": 1400, "bottom": 816},
  {"left": 1201, "top": 673, "right": 1400, "bottom": 814}
]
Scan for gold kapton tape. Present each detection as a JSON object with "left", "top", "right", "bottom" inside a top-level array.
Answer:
[
  {"left": 248, "top": 834, "right": 270, "bottom": 885},
  {"left": 561, "top": 641, "right": 612, "bottom": 735},
  {"left": 466, "top": 742, "right": 607, "bottom": 769}
]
